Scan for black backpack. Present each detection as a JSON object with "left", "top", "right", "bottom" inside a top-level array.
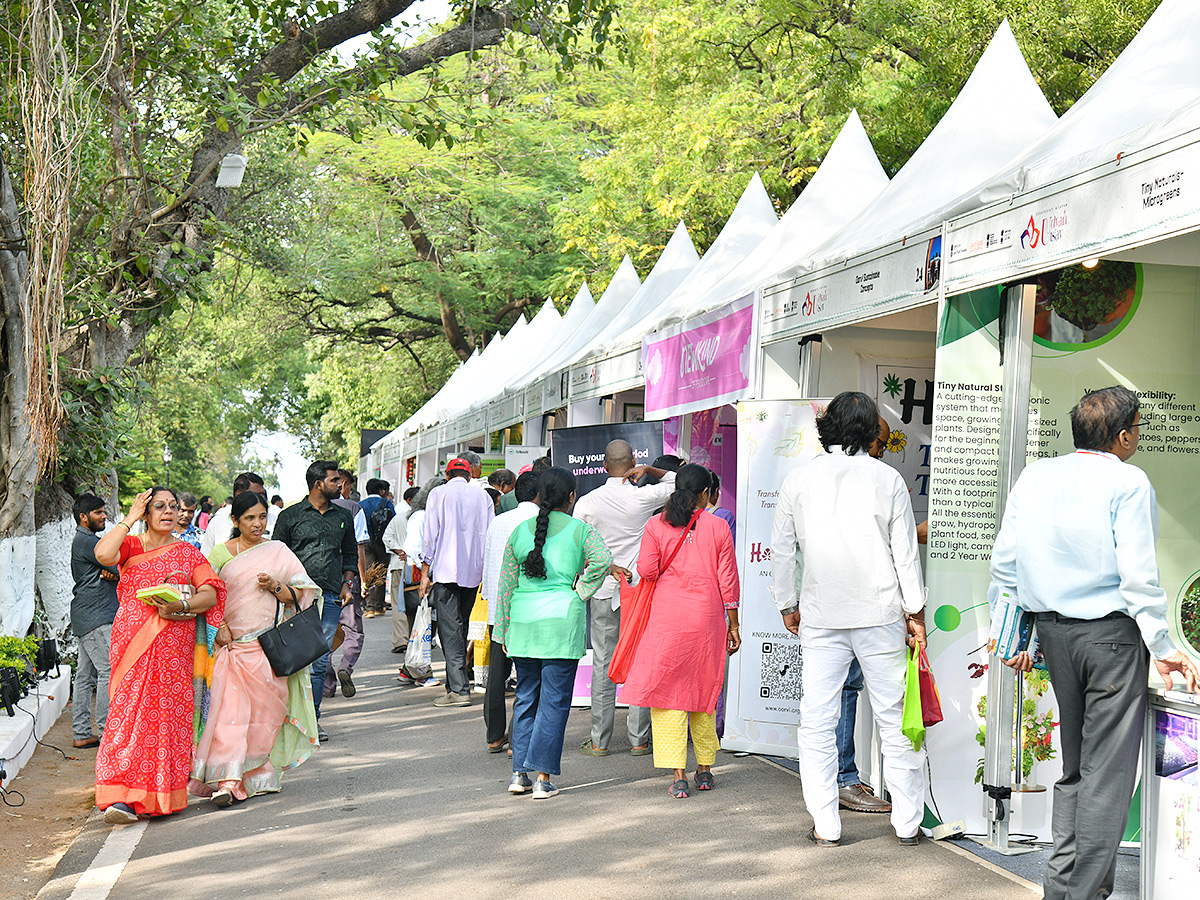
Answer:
[{"left": 368, "top": 500, "right": 395, "bottom": 556}]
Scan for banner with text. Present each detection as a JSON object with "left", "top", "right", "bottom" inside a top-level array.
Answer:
[
  {"left": 548, "top": 421, "right": 663, "bottom": 497},
  {"left": 862, "top": 358, "right": 936, "bottom": 521},
  {"left": 723, "top": 399, "right": 825, "bottom": 757},
  {"left": 642, "top": 292, "right": 758, "bottom": 419}
]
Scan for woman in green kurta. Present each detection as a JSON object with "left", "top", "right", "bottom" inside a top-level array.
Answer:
[{"left": 494, "top": 467, "right": 613, "bottom": 800}]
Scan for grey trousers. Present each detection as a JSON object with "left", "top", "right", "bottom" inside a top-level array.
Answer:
[
  {"left": 589, "top": 598, "right": 650, "bottom": 749},
  {"left": 431, "top": 582, "right": 477, "bottom": 696},
  {"left": 72, "top": 624, "right": 112, "bottom": 739},
  {"left": 1037, "top": 612, "right": 1148, "bottom": 900}
]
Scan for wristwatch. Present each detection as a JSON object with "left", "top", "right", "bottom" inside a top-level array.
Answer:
[{"left": 781, "top": 605, "right": 799, "bottom": 617}]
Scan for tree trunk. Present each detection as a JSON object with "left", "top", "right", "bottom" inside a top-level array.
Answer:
[{"left": 0, "top": 148, "right": 40, "bottom": 636}]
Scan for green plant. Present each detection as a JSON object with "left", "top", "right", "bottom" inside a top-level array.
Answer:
[
  {"left": 975, "top": 668, "right": 1059, "bottom": 783},
  {"left": 1047, "top": 260, "right": 1137, "bottom": 331},
  {"left": 1181, "top": 576, "right": 1200, "bottom": 655},
  {"left": 0, "top": 635, "right": 40, "bottom": 684}
]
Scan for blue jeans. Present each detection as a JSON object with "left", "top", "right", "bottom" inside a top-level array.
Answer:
[
  {"left": 310, "top": 591, "right": 343, "bottom": 719},
  {"left": 836, "top": 657, "right": 864, "bottom": 787},
  {"left": 511, "top": 657, "right": 578, "bottom": 777}
]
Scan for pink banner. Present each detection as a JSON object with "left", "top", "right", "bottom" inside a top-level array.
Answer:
[{"left": 642, "top": 295, "right": 756, "bottom": 418}]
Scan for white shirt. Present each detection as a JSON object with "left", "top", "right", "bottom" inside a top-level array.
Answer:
[
  {"left": 770, "top": 447, "right": 925, "bottom": 628},
  {"left": 403, "top": 509, "right": 426, "bottom": 562},
  {"left": 267, "top": 504, "right": 280, "bottom": 534},
  {"left": 381, "top": 505, "right": 411, "bottom": 572},
  {"left": 352, "top": 508, "right": 369, "bottom": 544},
  {"left": 573, "top": 471, "right": 676, "bottom": 604},
  {"left": 988, "top": 449, "right": 1176, "bottom": 659},
  {"left": 200, "top": 506, "right": 233, "bottom": 555},
  {"left": 481, "top": 501, "right": 540, "bottom": 624}
]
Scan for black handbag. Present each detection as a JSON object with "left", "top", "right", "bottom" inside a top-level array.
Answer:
[{"left": 257, "top": 593, "right": 330, "bottom": 677}]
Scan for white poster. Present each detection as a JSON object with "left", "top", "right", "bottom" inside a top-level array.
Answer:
[
  {"left": 504, "top": 445, "right": 548, "bottom": 472},
  {"left": 723, "top": 399, "right": 824, "bottom": 757},
  {"left": 861, "top": 358, "right": 936, "bottom": 520}
]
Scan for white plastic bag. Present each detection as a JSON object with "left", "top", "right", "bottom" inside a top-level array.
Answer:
[{"left": 402, "top": 599, "right": 433, "bottom": 678}]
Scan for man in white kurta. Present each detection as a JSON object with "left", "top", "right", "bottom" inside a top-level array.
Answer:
[{"left": 771, "top": 391, "right": 927, "bottom": 846}]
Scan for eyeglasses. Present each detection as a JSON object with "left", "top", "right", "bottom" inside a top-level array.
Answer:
[{"left": 151, "top": 502, "right": 180, "bottom": 511}]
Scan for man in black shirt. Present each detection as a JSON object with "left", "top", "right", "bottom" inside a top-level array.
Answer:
[
  {"left": 70, "top": 494, "right": 120, "bottom": 748},
  {"left": 273, "top": 461, "right": 358, "bottom": 739}
]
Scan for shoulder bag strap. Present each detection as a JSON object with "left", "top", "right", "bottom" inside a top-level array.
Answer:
[{"left": 657, "top": 510, "right": 700, "bottom": 578}]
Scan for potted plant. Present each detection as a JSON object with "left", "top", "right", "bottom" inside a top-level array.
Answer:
[
  {"left": 0, "top": 635, "right": 41, "bottom": 697},
  {"left": 1046, "top": 260, "right": 1138, "bottom": 334}
]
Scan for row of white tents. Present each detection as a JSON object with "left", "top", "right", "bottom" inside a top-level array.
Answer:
[{"left": 366, "top": 0, "right": 1200, "bottom": 488}]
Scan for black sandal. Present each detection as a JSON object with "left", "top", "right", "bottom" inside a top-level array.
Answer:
[{"left": 806, "top": 826, "right": 839, "bottom": 847}]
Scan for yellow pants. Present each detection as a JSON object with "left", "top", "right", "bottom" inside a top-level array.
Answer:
[{"left": 650, "top": 708, "right": 718, "bottom": 770}]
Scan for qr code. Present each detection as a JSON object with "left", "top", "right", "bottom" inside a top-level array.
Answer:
[{"left": 759, "top": 641, "right": 802, "bottom": 700}]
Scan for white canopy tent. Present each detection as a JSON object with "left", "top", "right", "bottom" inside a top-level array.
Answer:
[
  {"left": 759, "top": 20, "right": 1058, "bottom": 342},
  {"left": 945, "top": 0, "right": 1200, "bottom": 291},
  {"left": 567, "top": 221, "right": 702, "bottom": 403},
  {"left": 484, "top": 283, "right": 597, "bottom": 431},
  {"left": 638, "top": 112, "right": 890, "bottom": 419},
  {"left": 598, "top": 174, "right": 779, "bottom": 353},
  {"left": 517, "top": 255, "right": 642, "bottom": 415}
]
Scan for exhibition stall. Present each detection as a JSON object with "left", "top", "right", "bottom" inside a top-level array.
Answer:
[{"left": 737, "top": 21, "right": 1062, "bottom": 839}]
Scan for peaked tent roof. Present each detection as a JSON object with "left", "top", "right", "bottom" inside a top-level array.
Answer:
[
  {"left": 501, "top": 282, "right": 596, "bottom": 394},
  {"left": 513, "top": 255, "right": 643, "bottom": 391},
  {"left": 994, "top": 0, "right": 1200, "bottom": 193},
  {"left": 607, "top": 174, "right": 779, "bottom": 348},
  {"left": 463, "top": 298, "right": 565, "bottom": 415},
  {"left": 777, "top": 20, "right": 1058, "bottom": 283},
  {"left": 586, "top": 221, "right": 701, "bottom": 356},
  {"left": 652, "top": 111, "right": 889, "bottom": 335}
]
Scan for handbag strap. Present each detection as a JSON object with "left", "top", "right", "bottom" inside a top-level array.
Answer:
[{"left": 658, "top": 510, "right": 700, "bottom": 578}]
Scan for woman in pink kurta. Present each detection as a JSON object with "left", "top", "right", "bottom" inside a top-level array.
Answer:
[{"left": 620, "top": 464, "right": 741, "bottom": 798}]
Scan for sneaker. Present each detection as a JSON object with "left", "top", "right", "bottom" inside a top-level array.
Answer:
[
  {"left": 532, "top": 778, "right": 559, "bottom": 799},
  {"left": 103, "top": 803, "right": 138, "bottom": 825},
  {"left": 508, "top": 772, "right": 533, "bottom": 794},
  {"left": 318, "top": 727, "right": 329, "bottom": 743},
  {"left": 338, "top": 669, "right": 357, "bottom": 698},
  {"left": 417, "top": 676, "right": 441, "bottom": 687},
  {"left": 433, "top": 691, "right": 471, "bottom": 707}
]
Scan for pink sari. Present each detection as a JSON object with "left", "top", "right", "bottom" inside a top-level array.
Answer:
[{"left": 189, "top": 541, "right": 319, "bottom": 799}]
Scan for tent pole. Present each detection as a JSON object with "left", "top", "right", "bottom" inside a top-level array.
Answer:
[{"left": 978, "top": 281, "right": 1037, "bottom": 855}]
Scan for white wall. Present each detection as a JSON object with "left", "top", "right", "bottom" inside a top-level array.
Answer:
[{"left": 0, "top": 535, "right": 36, "bottom": 636}]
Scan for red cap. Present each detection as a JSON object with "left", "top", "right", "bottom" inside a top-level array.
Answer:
[{"left": 446, "top": 457, "right": 472, "bottom": 476}]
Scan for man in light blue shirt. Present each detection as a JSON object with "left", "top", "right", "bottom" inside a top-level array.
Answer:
[{"left": 990, "top": 385, "right": 1198, "bottom": 900}]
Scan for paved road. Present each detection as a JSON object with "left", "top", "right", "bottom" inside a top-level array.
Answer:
[{"left": 40, "top": 616, "right": 1036, "bottom": 900}]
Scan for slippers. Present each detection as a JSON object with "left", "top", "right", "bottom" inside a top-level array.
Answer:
[
  {"left": 668, "top": 779, "right": 690, "bottom": 799},
  {"left": 806, "top": 827, "right": 839, "bottom": 847},
  {"left": 580, "top": 739, "right": 611, "bottom": 757},
  {"left": 630, "top": 744, "right": 652, "bottom": 757},
  {"left": 72, "top": 737, "right": 101, "bottom": 749},
  {"left": 488, "top": 737, "right": 510, "bottom": 754}
]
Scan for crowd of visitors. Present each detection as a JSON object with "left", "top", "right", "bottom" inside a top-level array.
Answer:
[{"left": 64, "top": 385, "right": 1199, "bottom": 900}]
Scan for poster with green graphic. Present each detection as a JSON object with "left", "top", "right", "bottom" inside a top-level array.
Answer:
[{"left": 926, "top": 263, "right": 1200, "bottom": 841}]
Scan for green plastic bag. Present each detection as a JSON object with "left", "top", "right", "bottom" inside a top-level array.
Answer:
[{"left": 901, "top": 645, "right": 925, "bottom": 751}]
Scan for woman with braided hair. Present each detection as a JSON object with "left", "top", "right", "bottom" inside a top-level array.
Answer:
[
  {"left": 620, "top": 463, "right": 741, "bottom": 799},
  {"left": 493, "top": 467, "right": 613, "bottom": 799}
]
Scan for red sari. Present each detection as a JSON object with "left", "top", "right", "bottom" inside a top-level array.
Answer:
[{"left": 95, "top": 537, "right": 226, "bottom": 816}]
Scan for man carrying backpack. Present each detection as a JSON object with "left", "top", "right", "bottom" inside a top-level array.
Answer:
[{"left": 361, "top": 478, "right": 396, "bottom": 618}]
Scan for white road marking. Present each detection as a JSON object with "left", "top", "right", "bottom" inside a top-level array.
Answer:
[{"left": 66, "top": 821, "right": 148, "bottom": 900}]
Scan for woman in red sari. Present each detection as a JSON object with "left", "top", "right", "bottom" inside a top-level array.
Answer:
[{"left": 94, "top": 487, "right": 227, "bottom": 824}]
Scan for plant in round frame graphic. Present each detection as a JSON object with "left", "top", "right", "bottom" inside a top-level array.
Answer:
[{"left": 1176, "top": 571, "right": 1200, "bottom": 657}]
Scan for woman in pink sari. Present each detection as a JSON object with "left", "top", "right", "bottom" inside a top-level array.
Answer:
[
  {"left": 190, "top": 492, "right": 320, "bottom": 806},
  {"left": 94, "top": 487, "right": 227, "bottom": 824}
]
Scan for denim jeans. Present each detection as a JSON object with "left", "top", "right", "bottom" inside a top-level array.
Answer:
[
  {"left": 72, "top": 624, "right": 111, "bottom": 739},
  {"left": 511, "top": 657, "right": 579, "bottom": 777},
  {"left": 310, "top": 591, "right": 343, "bottom": 718},
  {"left": 836, "top": 656, "right": 864, "bottom": 788}
]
